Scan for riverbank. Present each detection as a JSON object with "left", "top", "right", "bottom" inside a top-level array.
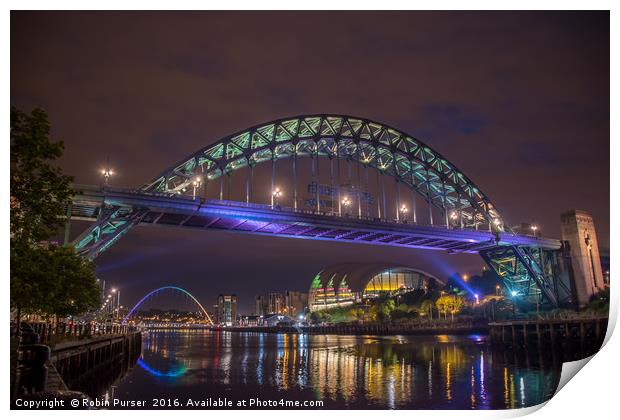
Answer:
[
  {"left": 220, "top": 321, "right": 489, "bottom": 335},
  {"left": 11, "top": 331, "right": 142, "bottom": 407}
]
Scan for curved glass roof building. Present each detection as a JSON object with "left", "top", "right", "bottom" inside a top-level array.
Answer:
[{"left": 308, "top": 263, "right": 441, "bottom": 311}]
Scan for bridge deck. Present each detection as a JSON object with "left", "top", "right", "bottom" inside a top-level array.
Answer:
[{"left": 71, "top": 185, "right": 561, "bottom": 254}]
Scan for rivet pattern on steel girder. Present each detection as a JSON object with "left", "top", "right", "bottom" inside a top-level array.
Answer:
[{"left": 141, "top": 115, "right": 504, "bottom": 230}]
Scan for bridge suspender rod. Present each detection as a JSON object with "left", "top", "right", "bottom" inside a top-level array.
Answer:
[
  {"left": 426, "top": 168, "right": 433, "bottom": 226},
  {"left": 330, "top": 157, "right": 335, "bottom": 215},
  {"left": 316, "top": 154, "right": 321, "bottom": 213},
  {"left": 396, "top": 178, "right": 401, "bottom": 222},
  {"left": 381, "top": 171, "right": 387, "bottom": 222},
  {"left": 357, "top": 155, "right": 362, "bottom": 218},
  {"left": 337, "top": 147, "right": 342, "bottom": 216},
  {"left": 293, "top": 156, "right": 297, "bottom": 210},
  {"left": 458, "top": 193, "right": 463, "bottom": 228},
  {"left": 245, "top": 164, "right": 250, "bottom": 204},
  {"left": 376, "top": 169, "right": 381, "bottom": 219},
  {"left": 227, "top": 172, "right": 231, "bottom": 200},
  {"left": 250, "top": 165, "right": 254, "bottom": 203},
  {"left": 365, "top": 164, "right": 370, "bottom": 218},
  {"left": 219, "top": 172, "right": 224, "bottom": 201},
  {"left": 271, "top": 155, "right": 276, "bottom": 208},
  {"left": 411, "top": 167, "right": 417, "bottom": 224},
  {"left": 443, "top": 181, "right": 449, "bottom": 228}
]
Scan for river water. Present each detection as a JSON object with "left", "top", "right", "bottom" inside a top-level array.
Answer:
[{"left": 99, "top": 330, "right": 562, "bottom": 409}]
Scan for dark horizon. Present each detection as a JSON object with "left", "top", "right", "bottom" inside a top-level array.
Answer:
[{"left": 11, "top": 11, "right": 610, "bottom": 313}]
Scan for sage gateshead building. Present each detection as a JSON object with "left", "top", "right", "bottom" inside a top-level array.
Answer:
[{"left": 308, "top": 263, "right": 441, "bottom": 311}]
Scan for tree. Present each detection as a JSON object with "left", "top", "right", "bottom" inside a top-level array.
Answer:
[
  {"left": 435, "top": 295, "right": 451, "bottom": 319},
  {"left": 10, "top": 107, "right": 100, "bottom": 325},
  {"left": 10, "top": 107, "right": 75, "bottom": 243},
  {"left": 435, "top": 294, "right": 465, "bottom": 321}
]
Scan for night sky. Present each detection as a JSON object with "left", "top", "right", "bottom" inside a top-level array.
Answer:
[{"left": 10, "top": 11, "right": 609, "bottom": 313}]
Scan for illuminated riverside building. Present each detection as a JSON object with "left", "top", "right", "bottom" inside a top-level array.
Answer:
[
  {"left": 308, "top": 263, "right": 440, "bottom": 311},
  {"left": 217, "top": 294, "right": 237, "bottom": 326},
  {"left": 285, "top": 291, "right": 308, "bottom": 317}
]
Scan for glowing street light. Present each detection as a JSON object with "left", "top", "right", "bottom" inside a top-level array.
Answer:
[
  {"left": 100, "top": 156, "right": 114, "bottom": 186},
  {"left": 463, "top": 274, "right": 469, "bottom": 282},
  {"left": 192, "top": 176, "right": 202, "bottom": 199},
  {"left": 474, "top": 293, "right": 480, "bottom": 305},
  {"left": 272, "top": 187, "right": 283, "bottom": 208},
  {"left": 399, "top": 204, "right": 408, "bottom": 222},
  {"left": 342, "top": 196, "right": 351, "bottom": 215}
]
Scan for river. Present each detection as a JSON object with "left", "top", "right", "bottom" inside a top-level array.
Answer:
[{"left": 95, "top": 330, "right": 562, "bottom": 409}]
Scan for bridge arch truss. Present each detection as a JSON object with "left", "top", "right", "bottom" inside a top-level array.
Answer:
[
  {"left": 143, "top": 115, "right": 504, "bottom": 230},
  {"left": 122, "top": 286, "right": 214, "bottom": 326}
]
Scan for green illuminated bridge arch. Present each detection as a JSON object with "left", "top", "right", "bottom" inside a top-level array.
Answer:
[{"left": 142, "top": 114, "right": 504, "bottom": 230}]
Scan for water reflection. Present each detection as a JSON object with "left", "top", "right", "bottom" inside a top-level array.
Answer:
[{"left": 109, "top": 330, "right": 562, "bottom": 409}]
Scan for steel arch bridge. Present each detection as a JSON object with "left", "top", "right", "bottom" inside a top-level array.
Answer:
[
  {"left": 122, "top": 286, "right": 214, "bottom": 325},
  {"left": 69, "top": 114, "right": 572, "bottom": 308}
]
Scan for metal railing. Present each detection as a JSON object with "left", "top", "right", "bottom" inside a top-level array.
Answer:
[{"left": 17, "top": 321, "right": 137, "bottom": 344}]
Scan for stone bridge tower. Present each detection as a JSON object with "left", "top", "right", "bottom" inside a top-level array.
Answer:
[{"left": 560, "top": 210, "right": 605, "bottom": 307}]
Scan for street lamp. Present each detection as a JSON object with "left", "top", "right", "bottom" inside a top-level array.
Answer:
[
  {"left": 192, "top": 176, "right": 202, "bottom": 200},
  {"left": 342, "top": 196, "right": 351, "bottom": 215},
  {"left": 399, "top": 204, "right": 408, "bottom": 222},
  {"left": 100, "top": 156, "right": 114, "bottom": 186},
  {"left": 101, "top": 167, "right": 114, "bottom": 185},
  {"left": 463, "top": 274, "right": 469, "bottom": 282},
  {"left": 272, "top": 187, "right": 282, "bottom": 208}
]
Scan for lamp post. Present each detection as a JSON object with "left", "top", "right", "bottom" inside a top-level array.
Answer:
[
  {"left": 192, "top": 176, "right": 202, "bottom": 200},
  {"left": 450, "top": 211, "right": 458, "bottom": 228},
  {"left": 101, "top": 157, "right": 114, "bottom": 186},
  {"left": 110, "top": 288, "right": 121, "bottom": 321},
  {"left": 399, "top": 204, "right": 408, "bottom": 222},
  {"left": 272, "top": 187, "right": 282, "bottom": 209},
  {"left": 342, "top": 196, "right": 351, "bottom": 216}
]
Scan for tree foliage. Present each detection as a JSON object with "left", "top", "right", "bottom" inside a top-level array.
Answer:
[
  {"left": 10, "top": 107, "right": 75, "bottom": 243},
  {"left": 10, "top": 107, "right": 100, "bottom": 318},
  {"left": 435, "top": 294, "right": 465, "bottom": 320}
]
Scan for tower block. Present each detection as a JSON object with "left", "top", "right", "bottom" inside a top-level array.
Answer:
[{"left": 560, "top": 210, "right": 605, "bottom": 307}]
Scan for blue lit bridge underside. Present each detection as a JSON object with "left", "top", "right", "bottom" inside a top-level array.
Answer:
[
  {"left": 71, "top": 186, "right": 567, "bottom": 307},
  {"left": 69, "top": 114, "right": 571, "bottom": 307}
]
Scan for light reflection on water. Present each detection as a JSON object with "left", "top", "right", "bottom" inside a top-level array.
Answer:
[{"left": 110, "top": 330, "right": 560, "bottom": 409}]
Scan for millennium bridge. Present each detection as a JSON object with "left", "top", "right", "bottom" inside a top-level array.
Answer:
[{"left": 65, "top": 114, "right": 571, "bottom": 308}]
